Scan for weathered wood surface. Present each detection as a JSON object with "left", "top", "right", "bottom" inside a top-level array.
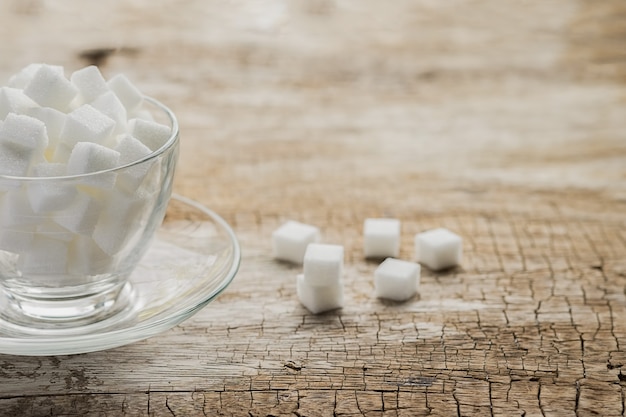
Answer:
[{"left": 1, "top": 0, "right": 625, "bottom": 415}]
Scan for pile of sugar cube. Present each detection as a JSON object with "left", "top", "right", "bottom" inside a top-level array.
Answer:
[
  {"left": 0, "top": 63, "right": 173, "bottom": 277},
  {"left": 272, "top": 219, "right": 463, "bottom": 314}
]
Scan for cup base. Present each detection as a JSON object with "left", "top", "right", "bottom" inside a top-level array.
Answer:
[{"left": 0, "top": 282, "right": 138, "bottom": 334}]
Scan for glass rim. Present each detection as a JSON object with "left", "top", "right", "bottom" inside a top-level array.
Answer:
[{"left": 0, "top": 96, "right": 179, "bottom": 182}]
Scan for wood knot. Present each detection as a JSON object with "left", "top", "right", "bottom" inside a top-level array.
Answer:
[{"left": 284, "top": 361, "right": 302, "bottom": 371}]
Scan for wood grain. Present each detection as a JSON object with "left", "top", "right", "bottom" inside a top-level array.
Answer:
[{"left": 0, "top": 0, "right": 625, "bottom": 415}]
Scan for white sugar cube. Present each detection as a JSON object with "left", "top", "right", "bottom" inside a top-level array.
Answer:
[
  {"left": 7, "top": 63, "right": 63, "bottom": 89},
  {"left": 70, "top": 65, "right": 109, "bottom": 104},
  {"left": 113, "top": 134, "right": 153, "bottom": 193},
  {"left": 17, "top": 235, "right": 69, "bottom": 275},
  {"left": 60, "top": 104, "right": 116, "bottom": 148},
  {"left": 67, "top": 142, "right": 121, "bottom": 189},
  {"left": 26, "top": 106, "right": 67, "bottom": 159},
  {"left": 90, "top": 91, "right": 128, "bottom": 134},
  {"left": 363, "top": 218, "right": 400, "bottom": 258},
  {"left": 49, "top": 142, "right": 72, "bottom": 164},
  {"left": 133, "top": 109, "right": 155, "bottom": 122},
  {"left": 107, "top": 73, "right": 143, "bottom": 114},
  {"left": 128, "top": 118, "right": 171, "bottom": 151},
  {"left": 67, "top": 235, "right": 114, "bottom": 275},
  {"left": 0, "top": 113, "right": 48, "bottom": 153},
  {"left": 0, "top": 190, "right": 38, "bottom": 226},
  {"left": 92, "top": 192, "right": 148, "bottom": 255},
  {"left": 0, "top": 191, "right": 37, "bottom": 252},
  {"left": 303, "top": 243, "right": 344, "bottom": 287},
  {"left": 0, "top": 113, "right": 48, "bottom": 176},
  {"left": 272, "top": 220, "right": 320, "bottom": 264},
  {"left": 296, "top": 274, "right": 344, "bottom": 314},
  {"left": 0, "top": 87, "right": 38, "bottom": 119},
  {"left": 0, "top": 226, "right": 34, "bottom": 253},
  {"left": 415, "top": 228, "right": 463, "bottom": 271},
  {"left": 0, "top": 146, "right": 31, "bottom": 177},
  {"left": 23, "top": 64, "right": 78, "bottom": 111},
  {"left": 374, "top": 258, "right": 420, "bottom": 301},
  {"left": 53, "top": 192, "right": 102, "bottom": 235},
  {"left": 36, "top": 220, "right": 75, "bottom": 242},
  {"left": 26, "top": 163, "right": 76, "bottom": 213}
]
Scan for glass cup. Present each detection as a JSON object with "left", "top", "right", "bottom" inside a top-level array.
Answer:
[{"left": 0, "top": 97, "right": 179, "bottom": 332}]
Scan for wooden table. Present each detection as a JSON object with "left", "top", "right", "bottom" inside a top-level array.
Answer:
[{"left": 1, "top": 0, "right": 625, "bottom": 415}]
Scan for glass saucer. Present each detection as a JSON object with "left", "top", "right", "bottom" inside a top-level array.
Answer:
[{"left": 0, "top": 195, "right": 241, "bottom": 356}]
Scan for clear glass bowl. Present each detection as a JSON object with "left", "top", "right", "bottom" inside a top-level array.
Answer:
[
  {"left": 0, "top": 97, "right": 179, "bottom": 329},
  {"left": 0, "top": 194, "right": 241, "bottom": 355}
]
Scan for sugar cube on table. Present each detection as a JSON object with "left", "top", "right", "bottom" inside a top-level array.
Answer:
[
  {"left": 272, "top": 220, "right": 320, "bottom": 264},
  {"left": 0, "top": 87, "right": 38, "bottom": 119},
  {"left": 23, "top": 64, "right": 78, "bottom": 111},
  {"left": 128, "top": 118, "right": 172, "bottom": 151},
  {"left": 303, "top": 243, "right": 344, "bottom": 287},
  {"left": 70, "top": 65, "right": 109, "bottom": 105},
  {"left": 66, "top": 142, "right": 121, "bottom": 189},
  {"left": 296, "top": 274, "right": 344, "bottom": 314},
  {"left": 107, "top": 73, "right": 144, "bottom": 114},
  {"left": 415, "top": 228, "right": 463, "bottom": 271},
  {"left": 363, "top": 218, "right": 400, "bottom": 258},
  {"left": 374, "top": 258, "right": 420, "bottom": 301},
  {"left": 60, "top": 104, "right": 116, "bottom": 148}
]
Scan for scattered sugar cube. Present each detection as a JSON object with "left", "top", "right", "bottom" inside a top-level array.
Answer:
[
  {"left": 67, "top": 142, "right": 121, "bottom": 189},
  {"left": 17, "top": 235, "right": 69, "bottom": 275},
  {"left": 53, "top": 192, "right": 102, "bottom": 235},
  {"left": 303, "top": 243, "right": 344, "bottom": 287},
  {"left": 128, "top": 118, "right": 171, "bottom": 151},
  {"left": 92, "top": 192, "right": 149, "bottom": 255},
  {"left": 70, "top": 65, "right": 109, "bottom": 104},
  {"left": 415, "top": 228, "right": 463, "bottom": 271},
  {"left": 272, "top": 220, "right": 320, "bottom": 264},
  {"left": 374, "top": 258, "right": 420, "bottom": 301},
  {"left": 107, "top": 73, "right": 144, "bottom": 114},
  {"left": 363, "top": 218, "right": 400, "bottom": 258},
  {"left": 60, "top": 104, "right": 116, "bottom": 148},
  {"left": 26, "top": 163, "right": 76, "bottom": 213},
  {"left": 296, "top": 274, "right": 344, "bottom": 314},
  {"left": 7, "top": 63, "right": 63, "bottom": 89},
  {"left": 0, "top": 87, "right": 38, "bottom": 119},
  {"left": 23, "top": 64, "right": 78, "bottom": 111},
  {"left": 91, "top": 91, "right": 128, "bottom": 134}
]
